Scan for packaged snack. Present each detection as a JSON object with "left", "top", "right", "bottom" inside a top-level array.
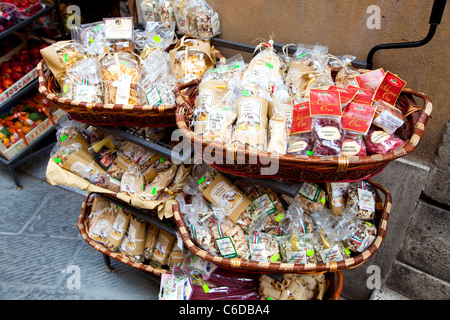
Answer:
[
  {"left": 372, "top": 100, "right": 405, "bottom": 135},
  {"left": 151, "top": 229, "right": 176, "bottom": 267},
  {"left": 137, "top": 49, "right": 176, "bottom": 106},
  {"left": 140, "top": 162, "right": 177, "bottom": 201},
  {"left": 345, "top": 181, "right": 376, "bottom": 221},
  {"left": 315, "top": 230, "right": 351, "bottom": 263},
  {"left": 105, "top": 207, "right": 131, "bottom": 252},
  {"left": 325, "top": 182, "right": 349, "bottom": 215},
  {"left": 125, "top": 217, "right": 147, "bottom": 263},
  {"left": 211, "top": 217, "right": 250, "bottom": 260},
  {"left": 144, "top": 224, "right": 160, "bottom": 260},
  {"left": 202, "top": 173, "right": 253, "bottom": 224},
  {"left": 267, "top": 102, "right": 289, "bottom": 155},
  {"left": 372, "top": 71, "right": 407, "bottom": 107},
  {"left": 259, "top": 273, "right": 327, "bottom": 300},
  {"left": 193, "top": 79, "right": 229, "bottom": 134},
  {"left": 278, "top": 233, "right": 317, "bottom": 264},
  {"left": 343, "top": 220, "right": 377, "bottom": 253},
  {"left": 341, "top": 102, "right": 377, "bottom": 135},
  {"left": 174, "top": 0, "right": 221, "bottom": 40},
  {"left": 283, "top": 182, "right": 327, "bottom": 215},
  {"left": 242, "top": 40, "right": 282, "bottom": 88},
  {"left": 355, "top": 68, "right": 385, "bottom": 91},
  {"left": 347, "top": 85, "right": 375, "bottom": 105},
  {"left": 88, "top": 207, "right": 117, "bottom": 244},
  {"left": 341, "top": 134, "right": 367, "bottom": 156},
  {"left": 60, "top": 58, "right": 104, "bottom": 103},
  {"left": 101, "top": 51, "right": 140, "bottom": 105},
  {"left": 287, "top": 101, "right": 313, "bottom": 155},
  {"left": 168, "top": 243, "right": 186, "bottom": 269},
  {"left": 103, "top": 17, "right": 134, "bottom": 53},
  {"left": 165, "top": 164, "right": 192, "bottom": 195},
  {"left": 181, "top": 252, "right": 218, "bottom": 280},
  {"left": 248, "top": 231, "right": 281, "bottom": 263},
  {"left": 364, "top": 128, "right": 404, "bottom": 154},
  {"left": 169, "top": 37, "right": 215, "bottom": 83},
  {"left": 79, "top": 22, "right": 107, "bottom": 56},
  {"left": 312, "top": 116, "right": 345, "bottom": 156},
  {"left": 231, "top": 93, "right": 270, "bottom": 151},
  {"left": 140, "top": 0, "right": 176, "bottom": 24},
  {"left": 284, "top": 203, "right": 316, "bottom": 235},
  {"left": 120, "top": 165, "right": 144, "bottom": 197}
]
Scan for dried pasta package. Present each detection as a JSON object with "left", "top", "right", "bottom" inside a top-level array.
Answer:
[
  {"left": 140, "top": 163, "right": 177, "bottom": 201},
  {"left": 144, "top": 224, "right": 160, "bottom": 260},
  {"left": 284, "top": 203, "right": 316, "bottom": 236},
  {"left": 243, "top": 40, "right": 283, "bottom": 88},
  {"left": 135, "top": 21, "right": 176, "bottom": 53},
  {"left": 105, "top": 207, "right": 131, "bottom": 252},
  {"left": 315, "top": 229, "right": 351, "bottom": 263},
  {"left": 150, "top": 229, "right": 176, "bottom": 267},
  {"left": 202, "top": 173, "right": 249, "bottom": 220},
  {"left": 138, "top": 49, "right": 176, "bottom": 106},
  {"left": 168, "top": 243, "right": 186, "bottom": 269},
  {"left": 259, "top": 273, "right": 327, "bottom": 300},
  {"left": 120, "top": 165, "right": 144, "bottom": 197},
  {"left": 212, "top": 217, "right": 250, "bottom": 260},
  {"left": 345, "top": 181, "right": 376, "bottom": 221},
  {"left": 232, "top": 92, "right": 270, "bottom": 151},
  {"left": 248, "top": 231, "right": 281, "bottom": 263},
  {"left": 101, "top": 51, "right": 141, "bottom": 105},
  {"left": 169, "top": 37, "right": 215, "bottom": 83},
  {"left": 267, "top": 100, "right": 290, "bottom": 155},
  {"left": 103, "top": 17, "right": 134, "bottom": 54},
  {"left": 325, "top": 182, "right": 349, "bottom": 216},
  {"left": 60, "top": 58, "right": 104, "bottom": 103},
  {"left": 343, "top": 220, "right": 377, "bottom": 253},
  {"left": 193, "top": 79, "right": 229, "bottom": 134},
  {"left": 283, "top": 182, "right": 327, "bottom": 215},
  {"left": 88, "top": 207, "right": 117, "bottom": 244},
  {"left": 174, "top": 0, "right": 220, "bottom": 40},
  {"left": 364, "top": 128, "right": 404, "bottom": 155},
  {"left": 278, "top": 233, "right": 317, "bottom": 264},
  {"left": 125, "top": 217, "right": 147, "bottom": 263},
  {"left": 140, "top": 0, "right": 158, "bottom": 22},
  {"left": 79, "top": 22, "right": 107, "bottom": 56}
]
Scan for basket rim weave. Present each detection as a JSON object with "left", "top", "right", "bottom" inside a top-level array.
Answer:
[
  {"left": 174, "top": 85, "right": 432, "bottom": 178},
  {"left": 77, "top": 192, "right": 171, "bottom": 276},
  {"left": 36, "top": 59, "right": 180, "bottom": 115},
  {"left": 172, "top": 179, "right": 391, "bottom": 274}
]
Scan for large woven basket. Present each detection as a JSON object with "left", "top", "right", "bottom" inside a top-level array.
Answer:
[
  {"left": 36, "top": 60, "right": 199, "bottom": 128},
  {"left": 173, "top": 179, "right": 391, "bottom": 274},
  {"left": 77, "top": 192, "right": 171, "bottom": 276},
  {"left": 175, "top": 85, "right": 432, "bottom": 183}
]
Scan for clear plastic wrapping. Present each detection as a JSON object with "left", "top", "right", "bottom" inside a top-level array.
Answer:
[
  {"left": 101, "top": 52, "right": 141, "bottom": 105},
  {"left": 174, "top": 0, "right": 221, "bottom": 40},
  {"left": 60, "top": 58, "right": 104, "bottom": 103},
  {"left": 364, "top": 128, "right": 404, "bottom": 155}
]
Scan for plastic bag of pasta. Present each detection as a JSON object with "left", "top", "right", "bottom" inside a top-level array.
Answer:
[
  {"left": 60, "top": 58, "right": 104, "bottom": 103},
  {"left": 344, "top": 181, "right": 377, "bottom": 221},
  {"left": 211, "top": 217, "right": 250, "bottom": 260},
  {"left": 134, "top": 21, "right": 176, "bottom": 53},
  {"left": 248, "top": 231, "right": 281, "bottom": 263},
  {"left": 101, "top": 51, "right": 141, "bottom": 105},
  {"left": 79, "top": 22, "right": 107, "bottom": 56},
  {"left": 138, "top": 49, "right": 176, "bottom": 106},
  {"left": 174, "top": 0, "right": 221, "bottom": 40}
]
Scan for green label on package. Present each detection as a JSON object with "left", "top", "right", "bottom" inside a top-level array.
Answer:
[
  {"left": 298, "top": 182, "right": 322, "bottom": 202},
  {"left": 215, "top": 236, "right": 238, "bottom": 259},
  {"left": 253, "top": 193, "right": 277, "bottom": 216}
]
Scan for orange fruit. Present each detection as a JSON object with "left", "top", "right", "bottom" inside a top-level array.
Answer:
[
  {"left": 21, "top": 126, "right": 32, "bottom": 134},
  {"left": 14, "top": 121, "right": 23, "bottom": 129},
  {"left": 2, "top": 138, "right": 10, "bottom": 146},
  {"left": 36, "top": 120, "right": 43, "bottom": 125}
]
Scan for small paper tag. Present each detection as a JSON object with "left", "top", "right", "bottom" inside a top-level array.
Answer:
[
  {"left": 357, "top": 188, "right": 375, "bottom": 211},
  {"left": 373, "top": 71, "right": 407, "bottom": 106},
  {"left": 309, "top": 89, "right": 342, "bottom": 117},
  {"left": 355, "top": 68, "right": 385, "bottom": 91},
  {"left": 250, "top": 243, "right": 268, "bottom": 262},
  {"left": 253, "top": 193, "right": 277, "bottom": 216},
  {"left": 298, "top": 182, "right": 322, "bottom": 202},
  {"left": 290, "top": 102, "right": 312, "bottom": 134},
  {"left": 145, "top": 86, "right": 162, "bottom": 106},
  {"left": 215, "top": 236, "right": 238, "bottom": 258}
]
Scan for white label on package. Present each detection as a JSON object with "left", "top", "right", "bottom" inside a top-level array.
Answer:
[
  {"left": 104, "top": 17, "right": 133, "bottom": 40},
  {"left": 373, "top": 110, "right": 405, "bottom": 134},
  {"left": 357, "top": 188, "right": 375, "bottom": 212}
]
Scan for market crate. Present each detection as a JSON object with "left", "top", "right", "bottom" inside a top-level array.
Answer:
[{"left": 172, "top": 179, "right": 391, "bottom": 274}]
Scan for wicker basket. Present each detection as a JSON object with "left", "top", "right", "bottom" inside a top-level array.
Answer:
[
  {"left": 37, "top": 59, "right": 199, "bottom": 128},
  {"left": 172, "top": 179, "right": 391, "bottom": 274},
  {"left": 77, "top": 192, "right": 171, "bottom": 276},
  {"left": 175, "top": 85, "right": 432, "bottom": 183}
]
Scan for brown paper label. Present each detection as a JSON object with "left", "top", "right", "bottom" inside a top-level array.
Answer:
[{"left": 202, "top": 173, "right": 252, "bottom": 223}]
